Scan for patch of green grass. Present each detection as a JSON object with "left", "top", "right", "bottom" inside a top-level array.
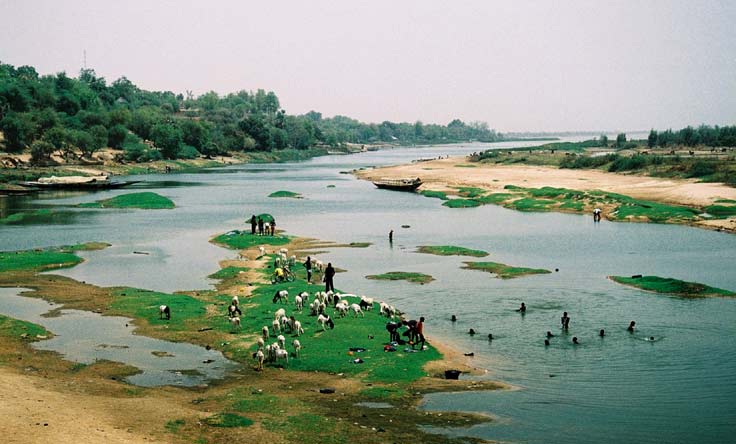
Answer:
[
  {"left": 614, "top": 200, "right": 700, "bottom": 222},
  {"left": 203, "top": 413, "right": 253, "bottom": 428},
  {"left": 245, "top": 213, "right": 275, "bottom": 224},
  {"left": 327, "top": 185, "right": 336, "bottom": 188},
  {"left": 110, "top": 288, "right": 208, "bottom": 333},
  {"left": 462, "top": 261, "right": 551, "bottom": 279},
  {"left": 165, "top": 419, "right": 186, "bottom": 433},
  {"left": 347, "top": 242, "right": 371, "bottom": 248},
  {"left": 78, "top": 192, "right": 175, "bottom": 209},
  {"left": 212, "top": 231, "right": 290, "bottom": 249},
  {"left": 208, "top": 266, "right": 249, "bottom": 280},
  {"left": 507, "top": 198, "right": 557, "bottom": 212},
  {"left": 0, "top": 314, "right": 50, "bottom": 340},
  {"left": 704, "top": 205, "right": 736, "bottom": 217},
  {"left": 442, "top": 198, "right": 481, "bottom": 208},
  {"left": 0, "top": 242, "right": 109, "bottom": 273},
  {"left": 365, "top": 271, "right": 434, "bottom": 284},
  {"left": 715, "top": 199, "right": 736, "bottom": 204},
  {"left": 230, "top": 389, "right": 304, "bottom": 415},
  {"left": 610, "top": 276, "right": 735, "bottom": 297},
  {"left": 455, "top": 164, "right": 477, "bottom": 168},
  {"left": 559, "top": 200, "right": 585, "bottom": 211},
  {"left": 419, "top": 190, "right": 449, "bottom": 200},
  {"left": 268, "top": 190, "right": 302, "bottom": 198},
  {"left": 455, "top": 186, "right": 486, "bottom": 198},
  {"left": 473, "top": 193, "right": 515, "bottom": 204},
  {"left": 417, "top": 245, "right": 488, "bottom": 257}
]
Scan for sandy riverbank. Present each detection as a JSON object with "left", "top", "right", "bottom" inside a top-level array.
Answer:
[{"left": 355, "top": 157, "right": 736, "bottom": 231}]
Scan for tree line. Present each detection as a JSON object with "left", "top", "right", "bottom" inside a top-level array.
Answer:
[{"left": 0, "top": 62, "right": 501, "bottom": 164}]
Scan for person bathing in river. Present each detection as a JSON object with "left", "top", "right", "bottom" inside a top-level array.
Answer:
[
  {"left": 389, "top": 229, "right": 393, "bottom": 243},
  {"left": 627, "top": 321, "right": 636, "bottom": 332},
  {"left": 517, "top": 302, "right": 526, "bottom": 313},
  {"left": 546, "top": 331, "right": 555, "bottom": 338}
]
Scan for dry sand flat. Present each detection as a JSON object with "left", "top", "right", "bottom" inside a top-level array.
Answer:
[{"left": 356, "top": 157, "right": 736, "bottom": 230}]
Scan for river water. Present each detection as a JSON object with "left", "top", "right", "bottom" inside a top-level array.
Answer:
[{"left": 1, "top": 139, "right": 735, "bottom": 443}]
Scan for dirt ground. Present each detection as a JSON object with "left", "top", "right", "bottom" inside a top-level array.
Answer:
[{"left": 355, "top": 157, "right": 736, "bottom": 231}]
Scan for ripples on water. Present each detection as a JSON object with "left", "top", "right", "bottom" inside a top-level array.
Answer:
[{"left": 1, "top": 139, "right": 735, "bottom": 442}]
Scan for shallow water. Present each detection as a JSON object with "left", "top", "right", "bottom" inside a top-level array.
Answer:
[
  {"left": 0, "top": 288, "right": 236, "bottom": 387},
  {"left": 1, "top": 137, "right": 735, "bottom": 442}
]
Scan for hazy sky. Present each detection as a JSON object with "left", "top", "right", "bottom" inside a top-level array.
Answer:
[{"left": 1, "top": 0, "right": 734, "bottom": 132}]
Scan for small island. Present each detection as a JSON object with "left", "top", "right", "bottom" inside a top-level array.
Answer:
[
  {"left": 268, "top": 190, "right": 303, "bottom": 199},
  {"left": 417, "top": 245, "right": 489, "bottom": 257},
  {"left": 79, "top": 192, "right": 175, "bottom": 209},
  {"left": 609, "top": 275, "right": 736, "bottom": 298},
  {"left": 366, "top": 271, "right": 435, "bottom": 284},
  {"left": 462, "top": 261, "right": 551, "bottom": 279}
]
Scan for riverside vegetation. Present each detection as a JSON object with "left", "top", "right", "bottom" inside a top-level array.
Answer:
[{"left": 609, "top": 275, "right": 736, "bottom": 298}]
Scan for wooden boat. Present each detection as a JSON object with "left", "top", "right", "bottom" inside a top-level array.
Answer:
[
  {"left": 20, "top": 175, "right": 139, "bottom": 190},
  {"left": 372, "top": 177, "right": 422, "bottom": 191}
]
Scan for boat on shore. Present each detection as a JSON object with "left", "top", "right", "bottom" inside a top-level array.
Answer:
[
  {"left": 20, "top": 175, "right": 139, "bottom": 190},
  {"left": 372, "top": 177, "right": 422, "bottom": 191}
]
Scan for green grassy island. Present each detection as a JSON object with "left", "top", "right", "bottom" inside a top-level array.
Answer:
[
  {"left": 268, "top": 190, "right": 302, "bottom": 198},
  {"left": 462, "top": 261, "right": 551, "bottom": 279},
  {"left": 366, "top": 271, "right": 435, "bottom": 284},
  {"left": 79, "top": 192, "right": 175, "bottom": 209},
  {"left": 610, "top": 275, "right": 736, "bottom": 298},
  {"left": 0, "top": 242, "right": 109, "bottom": 273},
  {"left": 417, "top": 245, "right": 489, "bottom": 257}
]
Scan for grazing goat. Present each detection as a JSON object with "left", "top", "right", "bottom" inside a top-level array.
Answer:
[
  {"left": 255, "top": 349, "right": 264, "bottom": 371},
  {"left": 288, "top": 255, "right": 296, "bottom": 267},
  {"left": 299, "top": 291, "right": 309, "bottom": 304},
  {"left": 293, "top": 320, "right": 304, "bottom": 336},
  {"left": 258, "top": 246, "right": 266, "bottom": 257},
  {"left": 279, "top": 248, "right": 289, "bottom": 255},
  {"left": 257, "top": 337, "right": 265, "bottom": 351},
  {"left": 274, "top": 308, "right": 286, "bottom": 321},
  {"left": 280, "top": 315, "right": 289, "bottom": 331},
  {"left": 262, "top": 326, "right": 269, "bottom": 341},
  {"left": 159, "top": 305, "right": 170, "bottom": 320},
  {"left": 309, "top": 299, "right": 321, "bottom": 316},
  {"left": 292, "top": 339, "right": 301, "bottom": 358},
  {"left": 277, "top": 334, "right": 286, "bottom": 349},
  {"left": 295, "top": 295, "right": 303, "bottom": 312},
  {"left": 335, "top": 302, "right": 349, "bottom": 318},
  {"left": 359, "top": 296, "right": 374, "bottom": 311},
  {"left": 232, "top": 295, "right": 239, "bottom": 306},
  {"left": 314, "top": 260, "right": 324, "bottom": 272},
  {"left": 274, "top": 348, "right": 289, "bottom": 365},
  {"left": 230, "top": 316, "right": 241, "bottom": 330},
  {"left": 273, "top": 289, "right": 289, "bottom": 304},
  {"left": 317, "top": 314, "right": 335, "bottom": 331},
  {"left": 350, "top": 303, "right": 364, "bottom": 318},
  {"left": 272, "top": 318, "right": 281, "bottom": 334}
]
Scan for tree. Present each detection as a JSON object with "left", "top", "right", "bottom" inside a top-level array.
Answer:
[
  {"left": 615, "top": 133, "right": 627, "bottom": 148},
  {"left": 43, "top": 126, "right": 70, "bottom": 152},
  {"left": 150, "top": 123, "right": 183, "bottom": 159},
  {"left": 647, "top": 129, "right": 657, "bottom": 148},
  {"left": 239, "top": 115, "right": 271, "bottom": 151},
  {"left": 107, "top": 124, "right": 128, "bottom": 149},
  {"left": 0, "top": 112, "right": 36, "bottom": 152},
  {"left": 181, "top": 119, "right": 211, "bottom": 152},
  {"left": 599, "top": 134, "right": 609, "bottom": 147},
  {"left": 30, "top": 140, "right": 55, "bottom": 164},
  {"left": 70, "top": 129, "right": 94, "bottom": 158},
  {"left": 89, "top": 125, "right": 108, "bottom": 153}
]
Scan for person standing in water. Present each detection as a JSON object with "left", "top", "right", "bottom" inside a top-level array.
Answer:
[
  {"left": 324, "top": 262, "right": 336, "bottom": 292},
  {"left": 561, "top": 312, "right": 571, "bottom": 330},
  {"left": 627, "top": 321, "right": 636, "bottom": 332},
  {"left": 517, "top": 302, "right": 526, "bottom": 313},
  {"left": 389, "top": 229, "right": 393, "bottom": 243}
]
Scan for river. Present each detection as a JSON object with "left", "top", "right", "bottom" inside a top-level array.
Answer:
[{"left": 1, "top": 138, "right": 735, "bottom": 443}]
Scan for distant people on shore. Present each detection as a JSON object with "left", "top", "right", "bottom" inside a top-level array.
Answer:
[
  {"left": 561, "top": 312, "right": 570, "bottom": 330},
  {"left": 304, "top": 256, "right": 312, "bottom": 283},
  {"left": 250, "top": 214, "right": 257, "bottom": 234},
  {"left": 415, "top": 317, "right": 425, "bottom": 350},
  {"left": 258, "top": 217, "right": 264, "bottom": 235},
  {"left": 270, "top": 218, "right": 276, "bottom": 236},
  {"left": 386, "top": 321, "right": 400, "bottom": 342}
]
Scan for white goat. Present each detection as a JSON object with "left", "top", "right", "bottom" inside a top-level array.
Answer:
[
  {"left": 159, "top": 305, "right": 170, "bottom": 320},
  {"left": 288, "top": 255, "right": 296, "bottom": 267},
  {"left": 279, "top": 248, "right": 289, "bottom": 255},
  {"left": 274, "top": 308, "right": 286, "bottom": 321},
  {"left": 262, "top": 325, "right": 269, "bottom": 341},
  {"left": 230, "top": 316, "right": 241, "bottom": 330},
  {"left": 293, "top": 320, "right": 304, "bottom": 336},
  {"left": 292, "top": 339, "right": 301, "bottom": 358},
  {"left": 280, "top": 315, "right": 289, "bottom": 331},
  {"left": 257, "top": 337, "right": 265, "bottom": 351},
  {"left": 295, "top": 295, "right": 303, "bottom": 312},
  {"left": 314, "top": 260, "right": 324, "bottom": 272},
  {"left": 317, "top": 314, "right": 334, "bottom": 331},
  {"left": 309, "top": 299, "right": 320, "bottom": 316},
  {"left": 258, "top": 246, "right": 266, "bottom": 257},
  {"left": 350, "top": 303, "right": 364, "bottom": 318},
  {"left": 255, "top": 349, "right": 264, "bottom": 371},
  {"left": 231, "top": 295, "right": 239, "bottom": 306},
  {"left": 359, "top": 296, "right": 374, "bottom": 311},
  {"left": 299, "top": 291, "right": 309, "bottom": 304},
  {"left": 277, "top": 334, "right": 286, "bottom": 349},
  {"left": 274, "top": 348, "right": 289, "bottom": 365},
  {"left": 272, "top": 318, "right": 281, "bottom": 334},
  {"left": 273, "top": 290, "right": 289, "bottom": 304},
  {"left": 335, "top": 302, "right": 349, "bottom": 318}
]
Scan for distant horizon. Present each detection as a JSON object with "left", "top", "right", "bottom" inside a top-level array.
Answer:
[{"left": 1, "top": 1, "right": 734, "bottom": 133}]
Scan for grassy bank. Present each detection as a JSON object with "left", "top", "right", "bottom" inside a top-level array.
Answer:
[
  {"left": 417, "top": 245, "right": 488, "bottom": 257},
  {"left": 212, "top": 230, "right": 290, "bottom": 249},
  {"left": 0, "top": 242, "right": 109, "bottom": 273},
  {"left": 462, "top": 261, "right": 551, "bottom": 279},
  {"left": 366, "top": 272, "right": 435, "bottom": 284},
  {"left": 79, "top": 192, "right": 175, "bottom": 209},
  {"left": 610, "top": 275, "right": 736, "bottom": 297}
]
